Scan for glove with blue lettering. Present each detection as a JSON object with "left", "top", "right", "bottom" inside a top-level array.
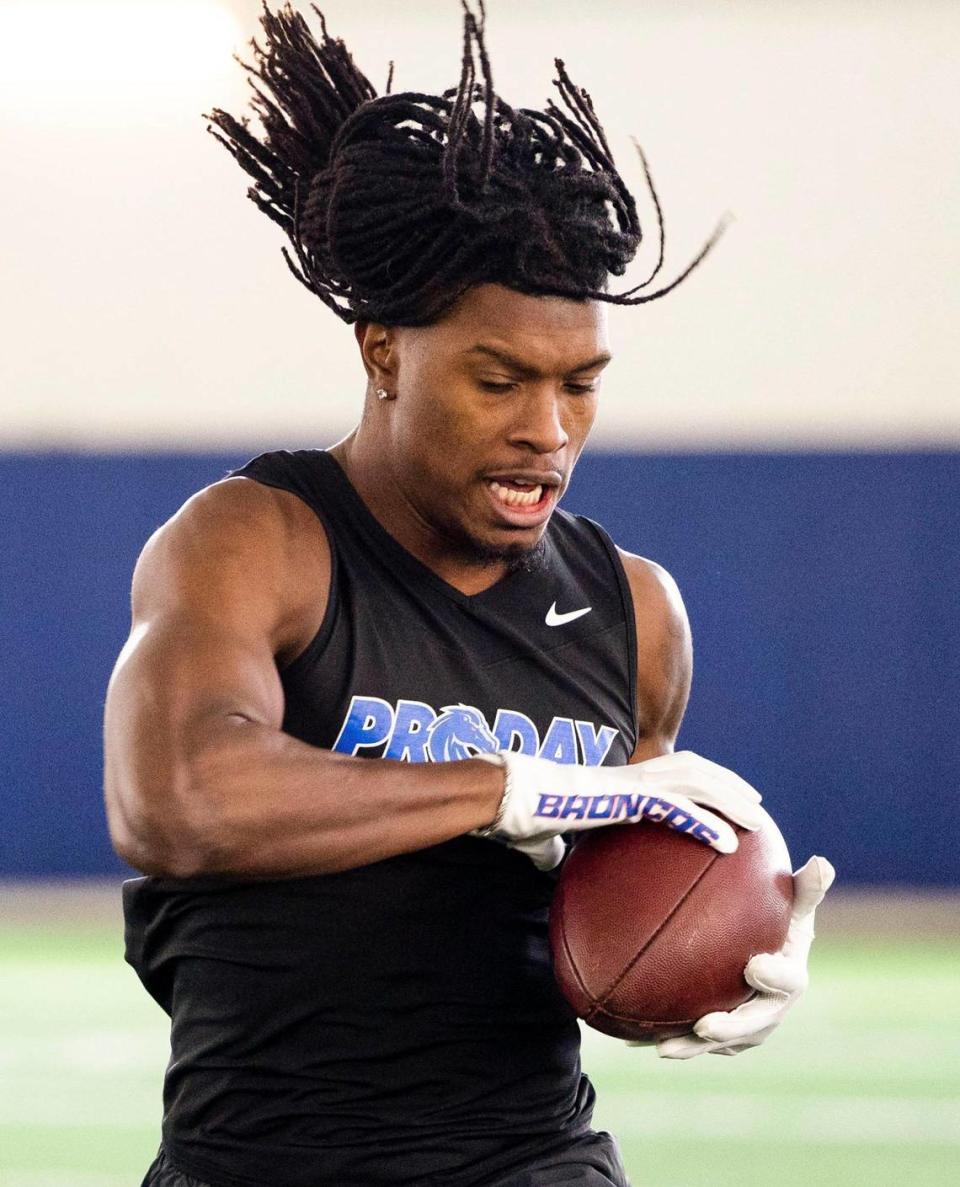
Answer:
[
  {"left": 474, "top": 750, "right": 764, "bottom": 871},
  {"left": 652, "top": 855, "right": 835, "bottom": 1058}
]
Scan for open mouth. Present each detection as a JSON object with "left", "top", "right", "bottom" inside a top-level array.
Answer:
[
  {"left": 489, "top": 479, "right": 547, "bottom": 508},
  {"left": 484, "top": 475, "right": 559, "bottom": 519}
]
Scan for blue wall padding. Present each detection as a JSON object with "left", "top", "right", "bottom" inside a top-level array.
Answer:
[{"left": 1, "top": 451, "right": 957, "bottom": 884}]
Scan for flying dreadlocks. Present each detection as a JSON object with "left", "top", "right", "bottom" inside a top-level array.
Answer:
[{"left": 206, "top": 0, "right": 724, "bottom": 326}]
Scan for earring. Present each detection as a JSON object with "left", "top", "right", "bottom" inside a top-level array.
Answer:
[{"left": 376, "top": 388, "right": 391, "bottom": 401}]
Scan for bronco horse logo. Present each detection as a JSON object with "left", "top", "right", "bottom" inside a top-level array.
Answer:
[{"left": 426, "top": 704, "right": 500, "bottom": 762}]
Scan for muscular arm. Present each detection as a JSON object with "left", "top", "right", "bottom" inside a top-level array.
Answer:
[
  {"left": 617, "top": 550, "right": 693, "bottom": 763},
  {"left": 103, "top": 479, "right": 502, "bottom": 879}
]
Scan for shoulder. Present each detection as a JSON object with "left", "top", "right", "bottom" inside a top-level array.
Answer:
[
  {"left": 614, "top": 549, "right": 689, "bottom": 643},
  {"left": 132, "top": 474, "right": 330, "bottom": 664},
  {"left": 135, "top": 475, "right": 328, "bottom": 591}
]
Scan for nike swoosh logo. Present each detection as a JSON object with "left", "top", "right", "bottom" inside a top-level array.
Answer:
[{"left": 545, "top": 602, "right": 592, "bottom": 627}]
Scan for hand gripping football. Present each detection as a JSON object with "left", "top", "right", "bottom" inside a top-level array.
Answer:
[{"left": 549, "top": 808, "right": 795, "bottom": 1041}]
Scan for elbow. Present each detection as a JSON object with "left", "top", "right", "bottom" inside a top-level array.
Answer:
[
  {"left": 109, "top": 817, "right": 216, "bottom": 879},
  {"left": 105, "top": 760, "right": 237, "bottom": 879},
  {"left": 108, "top": 804, "right": 222, "bottom": 879}
]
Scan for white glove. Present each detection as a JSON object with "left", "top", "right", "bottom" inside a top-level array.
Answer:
[
  {"left": 507, "top": 835, "right": 568, "bottom": 872},
  {"left": 654, "top": 855, "right": 835, "bottom": 1058},
  {"left": 474, "top": 750, "right": 764, "bottom": 870}
]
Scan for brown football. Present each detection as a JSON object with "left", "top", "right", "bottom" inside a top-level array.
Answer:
[{"left": 549, "top": 811, "right": 794, "bottom": 1041}]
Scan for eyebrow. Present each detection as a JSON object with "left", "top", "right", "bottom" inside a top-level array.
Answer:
[{"left": 464, "top": 344, "right": 612, "bottom": 377}]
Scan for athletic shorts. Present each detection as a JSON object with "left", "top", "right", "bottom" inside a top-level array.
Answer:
[{"left": 141, "top": 1131, "right": 630, "bottom": 1186}]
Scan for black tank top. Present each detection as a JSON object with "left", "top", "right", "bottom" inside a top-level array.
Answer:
[{"left": 124, "top": 450, "right": 638, "bottom": 1187}]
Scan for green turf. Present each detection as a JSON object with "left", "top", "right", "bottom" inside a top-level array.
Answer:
[{"left": 2, "top": 928, "right": 958, "bottom": 1187}]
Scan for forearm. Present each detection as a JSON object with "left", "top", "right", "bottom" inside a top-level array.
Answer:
[{"left": 110, "top": 717, "right": 504, "bottom": 878}]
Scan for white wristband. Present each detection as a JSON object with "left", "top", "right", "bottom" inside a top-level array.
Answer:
[{"left": 473, "top": 751, "right": 512, "bottom": 837}]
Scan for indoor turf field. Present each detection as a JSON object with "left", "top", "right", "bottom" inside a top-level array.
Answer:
[{"left": 2, "top": 888, "right": 958, "bottom": 1187}]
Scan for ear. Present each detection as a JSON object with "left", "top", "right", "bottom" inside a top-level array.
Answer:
[{"left": 355, "top": 321, "right": 398, "bottom": 391}]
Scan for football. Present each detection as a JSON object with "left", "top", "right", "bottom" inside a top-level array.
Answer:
[{"left": 549, "top": 810, "right": 795, "bottom": 1041}]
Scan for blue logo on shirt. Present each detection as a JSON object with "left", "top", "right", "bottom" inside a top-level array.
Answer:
[{"left": 332, "top": 697, "right": 618, "bottom": 766}]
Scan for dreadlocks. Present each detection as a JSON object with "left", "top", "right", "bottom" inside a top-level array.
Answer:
[{"left": 206, "top": 0, "right": 724, "bottom": 326}]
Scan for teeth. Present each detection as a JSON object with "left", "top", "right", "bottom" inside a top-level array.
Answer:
[{"left": 489, "top": 480, "right": 544, "bottom": 508}]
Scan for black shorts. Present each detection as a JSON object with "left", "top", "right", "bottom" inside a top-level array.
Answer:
[{"left": 141, "top": 1131, "right": 630, "bottom": 1187}]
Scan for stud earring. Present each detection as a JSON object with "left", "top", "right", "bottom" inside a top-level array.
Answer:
[{"left": 376, "top": 388, "right": 391, "bottom": 401}]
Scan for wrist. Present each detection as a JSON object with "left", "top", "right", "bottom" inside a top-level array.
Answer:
[{"left": 473, "top": 752, "right": 510, "bottom": 836}]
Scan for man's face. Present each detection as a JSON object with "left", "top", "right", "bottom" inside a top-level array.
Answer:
[{"left": 378, "top": 283, "right": 611, "bottom": 567}]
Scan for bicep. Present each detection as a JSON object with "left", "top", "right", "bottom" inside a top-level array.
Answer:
[
  {"left": 114, "top": 482, "right": 295, "bottom": 731},
  {"left": 617, "top": 551, "right": 693, "bottom": 762},
  {"left": 103, "top": 481, "right": 317, "bottom": 852},
  {"left": 106, "top": 611, "right": 284, "bottom": 770}
]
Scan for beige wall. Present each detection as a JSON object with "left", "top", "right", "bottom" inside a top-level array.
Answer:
[{"left": 2, "top": 0, "right": 957, "bottom": 449}]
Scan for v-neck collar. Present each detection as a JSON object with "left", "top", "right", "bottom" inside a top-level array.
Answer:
[{"left": 320, "top": 451, "right": 548, "bottom": 609}]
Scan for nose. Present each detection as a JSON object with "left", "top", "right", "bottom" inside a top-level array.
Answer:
[{"left": 508, "top": 384, "right": 569, "bottom": 455}]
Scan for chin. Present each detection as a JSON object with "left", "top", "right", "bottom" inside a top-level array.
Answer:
[{"left": 462, "top": 534, "right": 547, "bottom": 574}]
